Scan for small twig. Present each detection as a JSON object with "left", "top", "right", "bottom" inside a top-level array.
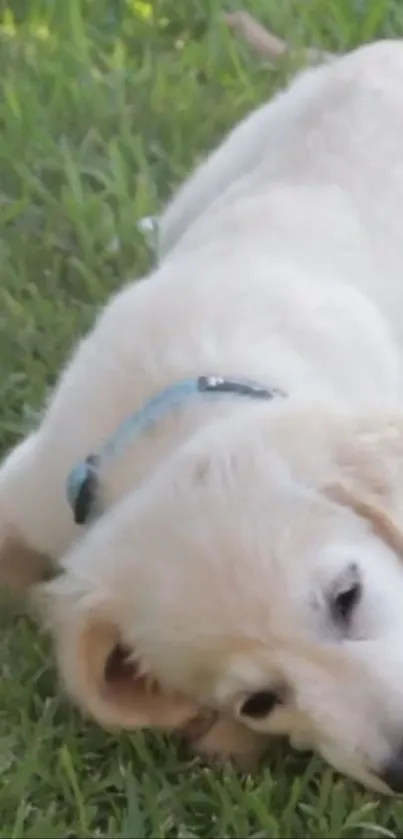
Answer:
[{"left": 224, "top": 11, "right": 334, "bottom": 66}]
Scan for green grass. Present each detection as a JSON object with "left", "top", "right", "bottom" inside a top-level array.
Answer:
[{"left": 2, "top": 0, "right": 403, "bottom": 835}]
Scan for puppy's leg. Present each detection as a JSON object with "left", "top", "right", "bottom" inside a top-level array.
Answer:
[
  {"left": 0, "top": 334, "right": 113, "bottom": 591},
  {"left": 0, "top": 431, "right": 54, "bottom": 590},
  {"left": 0, "top": 299, "right": 122, "bottom": 591},
  {"left": 0, "top": 277, "right": 166, "bottom": 592}
]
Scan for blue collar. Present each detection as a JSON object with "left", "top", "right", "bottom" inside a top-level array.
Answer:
[{"left": 66, "top": 375, "right": 285, "bottom": 526}]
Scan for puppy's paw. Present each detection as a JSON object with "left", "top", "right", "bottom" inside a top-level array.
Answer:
[
  {"left": 289, "top": 727, "right": 314, "bottom": 753},
  {"left": 0, "top": 433, "right": 52, "bottom": 592},
  {"left": 183, "top": 713, "right": 267, "bottom": 772},
  {"left": 0, "top": 526, "right": 50, "bottom": 590}
]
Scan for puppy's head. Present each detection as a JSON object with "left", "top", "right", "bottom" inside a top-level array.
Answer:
[{"left": 40, "top": 403, "right": 403, "bottom": 792}]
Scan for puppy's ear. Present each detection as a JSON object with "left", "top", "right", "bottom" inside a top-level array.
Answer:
[
  {"left": 36, "top": 576, "right": 265, "bottom": 769},
  {"left": 324, "top": 414, "right": 403, "bottom": 556},
  {"left": 36, "top": 574, "right": 202, "bottom": 732}
]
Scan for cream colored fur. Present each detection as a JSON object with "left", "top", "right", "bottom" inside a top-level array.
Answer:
[{"left": 3, "top": 40, "right": 403, "bottom": 790}]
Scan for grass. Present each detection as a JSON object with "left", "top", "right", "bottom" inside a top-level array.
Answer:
[{"left": 2, "top": 0, "right": 403, "bottom": 835}]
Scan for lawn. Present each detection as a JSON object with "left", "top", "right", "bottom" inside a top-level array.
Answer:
[{"left": 2, "top": 0, "right": 403, "bottom": 836}]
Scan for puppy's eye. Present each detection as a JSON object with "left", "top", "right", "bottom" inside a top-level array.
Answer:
[
  {"left": 240, "top": 690, "right": 281, "bottom": 718},
  {"left": 331, "top": 562, "right": 362, "bottom": 624}
]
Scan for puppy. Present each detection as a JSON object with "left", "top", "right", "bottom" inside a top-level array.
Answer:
[{"left": 4, "top": 41, "right": 403, "bottom": 791}]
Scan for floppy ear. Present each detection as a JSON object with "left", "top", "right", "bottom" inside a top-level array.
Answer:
[
  {"left": 323, "top": 414, "right": 403, "bottom": 557},
  {"left": 36, "top": 573, "right": 265, "bottom": 770},
  {"left": 36, "top": 574, "right": 208, "bottom": 733}
]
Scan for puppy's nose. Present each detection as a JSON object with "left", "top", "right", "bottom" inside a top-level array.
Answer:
[{"left": 380, "top": 748, "right": 403, "bottom": 793}]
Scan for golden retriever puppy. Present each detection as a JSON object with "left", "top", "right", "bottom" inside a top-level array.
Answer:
[{"left": 3, "top": 40, "right": 403, "bottom": 791}]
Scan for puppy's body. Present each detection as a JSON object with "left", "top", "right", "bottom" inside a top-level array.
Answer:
[
  {"left": 4, "top": 41, "right": 403, "bottom": 558},
  {"left": 4, "top": 41, "right": 403, "bottom": 790}
]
